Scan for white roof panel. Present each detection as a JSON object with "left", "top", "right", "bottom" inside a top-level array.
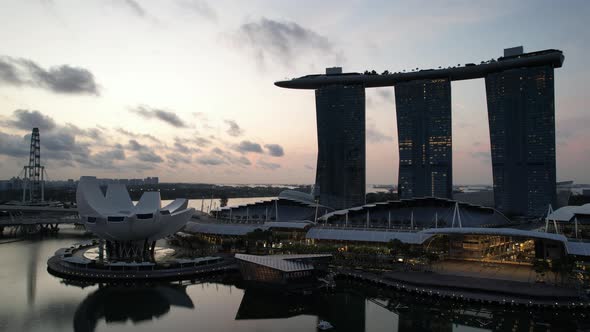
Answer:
[
  {"left": 264, "top": 221, "right": 313, "bottom": 229},
  {"left": 306, "top": 228, "right": 425, "bottom": 244},
  {"left": 547, "top": 204, "right": 590, "bottom": 222},
  {"left": 184, "top": 222, "right": 268, "bottom": 235},
  {"left": 235, "top": 253, "right": 331, "bottom": 272},
  {"left": 565, "top": 242, "right": 590, "bottom": 256},
  {"left": 547, "top": 206, "right": 580, "bottom": 222}
]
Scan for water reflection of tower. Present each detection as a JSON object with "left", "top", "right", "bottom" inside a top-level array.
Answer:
[
  {"left": 73, "top": 285, "right": 194, "bottom": 332},
  {"left": 27, "top": 241, "right": 40, "bottom": 306}
]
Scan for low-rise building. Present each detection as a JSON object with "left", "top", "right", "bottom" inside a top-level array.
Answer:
[{"left": 235, "top": 254, "right": 331, "bottom": 286}]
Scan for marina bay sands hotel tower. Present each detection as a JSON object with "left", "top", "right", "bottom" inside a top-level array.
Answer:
[{"left": 275, "top": 47, "right": 564, "bottom": 217}]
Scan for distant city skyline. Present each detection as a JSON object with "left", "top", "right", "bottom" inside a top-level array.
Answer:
[{"left": 0, "top": 0, "right": 589, "bottom": 184}]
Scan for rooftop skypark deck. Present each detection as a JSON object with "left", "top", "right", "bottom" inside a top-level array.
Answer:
[{"left": 274, "top": 49, "right": 564, "bottom": 89}]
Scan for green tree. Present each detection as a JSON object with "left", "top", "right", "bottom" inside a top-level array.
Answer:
[
  {"left": 551, "top": 257, "right": 576, "bottom": 285},
  {"left": 425, "top": 252, "right": 439, "bottom": 264},
  {"left": 245, "top": 229, "right": 274, "bottom": 252},
  {"left": 387, "top": 239, "right": 407, "bottom": 253},
  {"left": 219, "top": 194, "right": 228, "bottom": 207},
  {"left": 533, "top": 259, "right": 550, "bottom": 282}
]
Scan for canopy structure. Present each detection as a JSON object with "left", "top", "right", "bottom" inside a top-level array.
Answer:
[
  {"left": 317, "top": 197, "right": 510, "bottom": 228},
  {"left": 547, "top": 204, "right": 590, "bottom": 222},
  {"left": 184, "top": 222, "right": 266, "bottom": 236},
  {"left": 306, "top": 228, "right": 425, "bottom": 244},
  {"left": 211, "top": 189, "right": 333, "bottom": 223},
  {"left": 235, "top": 254, "right": 332, "bottom": 272}
]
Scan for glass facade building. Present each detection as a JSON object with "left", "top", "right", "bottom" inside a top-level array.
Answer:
[
  {"left": 395, "top": 79, "right": 452, "bottom": 199},
  {"left": 315, "top": 84, "right": 366, "bottom": 210},
  {"left": 485, "top": 65, "right": 557, "bottom": 217}
]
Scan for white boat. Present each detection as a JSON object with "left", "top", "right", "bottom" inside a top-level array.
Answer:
[{"left": 318, "top": 320, "right": 334, "bottom": 330}]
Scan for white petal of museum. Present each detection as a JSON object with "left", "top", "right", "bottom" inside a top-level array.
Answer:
[{"left": 76, "top": 176, "right": 195, "bottom": 241}]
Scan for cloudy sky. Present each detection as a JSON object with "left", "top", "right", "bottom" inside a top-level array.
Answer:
[{"left": 0, "top": 0, "right": 588, "bottom": 185}]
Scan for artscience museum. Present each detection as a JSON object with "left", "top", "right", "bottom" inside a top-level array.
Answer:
[{"left": 76, "top": 176, "right": 195, "bottom": 261}]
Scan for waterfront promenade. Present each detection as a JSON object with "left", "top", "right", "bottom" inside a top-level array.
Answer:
[
  {"left": 433, "top": 260, "right": 543, "bottom": 283},
  {"left": 47, "top": 254, "right": 238, "bottom": 281},
  {"left": 46, "top": 240, "right": 239, "bottom": 282},
  {"left": 334, "top": 268, "right": 587, "bottom": 308}
]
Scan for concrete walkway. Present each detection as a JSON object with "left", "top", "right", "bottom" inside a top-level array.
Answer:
[
  {"left": 383, "top": 270, "right": 578, "bottom": 298},
  {"left": 47, "top": 254, "right": 238, "bottom": 282},
  {"left": 334, "top": 268, "right": 587, "bottom": 308},
  {"left": 432, "top": 260, "right": 556, "bottom": 284}
]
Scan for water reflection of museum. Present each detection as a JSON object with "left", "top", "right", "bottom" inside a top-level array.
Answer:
[{"left": 73, "top": 285, "right": 194, "bottom": 332}]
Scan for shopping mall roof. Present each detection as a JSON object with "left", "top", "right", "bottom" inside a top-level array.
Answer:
[
  {"left": 184, "top": 222, "right": 267, "bottom": 236},
  {"left": 547, "top": 204, "right": 590, "bottom": 222},
  {"left": 212, "top": 190, "right": 331, "bottom": 213},
  {"left": 212, "top": 197, "right": 320, "bottom": 211},
  {"left": 317, "top": 197, "right": 510, "bottom": 227},
  {"left": 184, "top": 220, "right": 314, "bottom": 235},
  {"left": 306, "top": 227, "right": 426, "bottom": 244},
  {"left": 263, "top": 221, "right": 313, "bottom": 229}
]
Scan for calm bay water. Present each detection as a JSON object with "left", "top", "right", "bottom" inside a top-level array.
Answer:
[{"left": 0, "top": 226, "right": 588, "bottom": 332}]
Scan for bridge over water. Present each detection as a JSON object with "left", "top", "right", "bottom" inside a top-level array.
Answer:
[{"left": 0, "top": 205, "right": 80, "bottom": 236}]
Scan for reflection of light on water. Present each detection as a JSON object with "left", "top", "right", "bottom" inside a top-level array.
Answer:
[{"left": 83, "top": 247, "right": 176, "bottom": 263}]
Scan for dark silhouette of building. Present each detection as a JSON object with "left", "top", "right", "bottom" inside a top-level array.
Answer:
[
  {"left": 73, "top": 285, "right": 194, "bottom": 332},
  {"left": 275, "top": 47, "right": 564, "bottom": 217},
  {"left": 22, "top": 128, "right": 46, "bottom": 203},
  {"left": 315, "top": 67, "right": 366, "bottom": 209},
  {"left": 486, "top": 47, "right": 557, "bottom": 216},
  {"left": 396, "top": 79, "right": 452, "bottom": 199}
]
